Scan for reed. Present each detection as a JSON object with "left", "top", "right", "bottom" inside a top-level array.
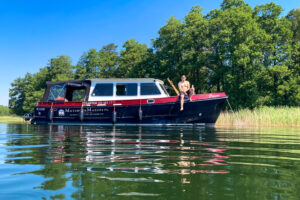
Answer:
[
  {"left": 216, "top": 106, "right": 300, "bottom": 127},
  {"left": 0, "top": 106, "right": 24, "bottom": 123},
  {"left": 0, "top": 105, "right": 10, "bottom": 116},
  {"left": 0, "top": 116, "right": 23, "bottom": 123}
]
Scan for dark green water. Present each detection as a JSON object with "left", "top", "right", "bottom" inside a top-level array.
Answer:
[{"left": 0, "top": 124, "right": 300, "bottom": 200}]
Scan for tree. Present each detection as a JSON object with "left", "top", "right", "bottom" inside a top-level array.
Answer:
[
  {"left": 254, "top": 3, "right": 298, "bottom": 106},
  {"left": 176, "top": 6, "right": 211, "bottom": 93},
  {"left": 98, "top": 43, "right": 119, "bottom": 78},
  {"left": 47, "top": 55, "right": 74, "bottom": 81},
  {"left": 77, "top": 49, "right": 100, "bottom": 79},
  {"left": 255, "top": 3, "right": 292, "bottom": 67},
  {"left": 153, "top": 16, "right": 184, "bottom": 83},
  {"left": 117, "top": 39, "right": 148, "bottom": 78},
  {"left": 221, "top": 0, "right": 246, "bottom": 10},
  {"left": 75, "top": 52, "right": 88, "bottom": 80},
  {"left": 74, "top": 44, "right": 119, "bottom": 79},
  {"left": 207, "top": 2, "right": 267, "bottom": 108},
  {"left": 287, "top": 8, "right": 300, "bottom": 43},
  {"left": 9, "top": 73, "right": 32, "bottom": 115},
  {"left": 287, "top": 8, "right": 300, "bottom": 68},
  {"left": 22, "top": 67, "right": 49, "bottom": 113}
]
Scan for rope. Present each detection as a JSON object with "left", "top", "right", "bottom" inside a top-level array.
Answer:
[{"left": 226, "top": 98, "right": 234, "bottom": 113}]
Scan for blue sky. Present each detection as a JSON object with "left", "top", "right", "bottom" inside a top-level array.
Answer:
[{"left": 0, "top": 0, "right": 299, "bottom": 106}]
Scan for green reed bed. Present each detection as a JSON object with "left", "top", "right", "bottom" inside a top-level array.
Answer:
[
  {"left": 216, "top": 106, "right": 300, "bottom": 127},
  {"left": 0, "top": 116, "right": 23, "bottom": 123},
  {"left": 0, "top": 105, "right": 10, "bottom": 116},
  {"left": 0, "top": 105, "right": 24, "bottom": 123}
]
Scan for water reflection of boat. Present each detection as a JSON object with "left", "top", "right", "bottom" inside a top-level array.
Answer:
[
  {"left": 46, "top": 125, "right": 229, "bottom": 175},
  {"left": 25, "top": 79, "right": 227, "bottom": 126}
]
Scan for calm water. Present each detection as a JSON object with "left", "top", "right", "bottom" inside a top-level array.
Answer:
[{"left": 0, "top": 124, "right": 300, "bottom": 200}]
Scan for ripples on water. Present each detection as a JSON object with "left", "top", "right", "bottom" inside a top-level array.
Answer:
[{"left": 0, "top": 124, "right": 300, "bottom": 199}]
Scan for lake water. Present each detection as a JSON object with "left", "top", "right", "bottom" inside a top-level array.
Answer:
[{"left": 0, "top": 123, "right": 300, "bottom": 200}]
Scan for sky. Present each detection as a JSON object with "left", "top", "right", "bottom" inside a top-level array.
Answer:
[{"left": 0, "top": 0, "right": 299, "bottom": 106}]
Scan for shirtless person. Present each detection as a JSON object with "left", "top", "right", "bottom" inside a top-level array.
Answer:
[{"left": 178, "top": 75, "right": 194, "bottom": 111}]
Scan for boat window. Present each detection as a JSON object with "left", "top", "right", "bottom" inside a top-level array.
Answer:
[
  {"left": 72, "top": 89, "right": 86, "bottom": 101},
  {"left": 48, "top": 84, "right": 66, "bottom": 101},
  {"left": 159, "top": 83, "right": 169, "bottom": 95},
  {"left": 140, "top": 83, "right": 161, "bottom": 95},
  {"left": 116, "top": 83, "right": 137, "bottom": 96},
  {"left": 92, "top": 83, "right": 113, "bottom": 96}
]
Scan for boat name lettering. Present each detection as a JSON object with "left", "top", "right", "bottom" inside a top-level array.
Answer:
[
  {"left": 100, "top": 101, "right": 114, "bottom": 104},
  {"left": 62, "top": 108, "right": 109, "bottom": 112},
  {"left": 85, "top": 108, "right": 109, "bottom": 112},
  {"left": 84, "top": 101, "right": 114, "bottom": 105},
  {"left": 64, "top": 108, "right": 80, "bottom": 113}
]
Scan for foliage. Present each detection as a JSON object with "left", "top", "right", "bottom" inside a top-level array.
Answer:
[
  {"left": 8, "top": 0, "right": 300, "bottom": 115},
  {"left": 216, "top": 106, "right": 300, "bottom": 127},
  {"left": 118, "top": 39, "right": 148, "bottom": 77},
  {"left": 75, "top": 44, "right": 119, "bottom": 79},
  {"left": 287, "top": 8, "right": 300, "bottom": 43},
  {"left": 0, "top": 105, "right": 11, "bottom": 116},
  {"left": 0, "top": 105, "right": 23, "bottom": 123},
  {"left": 9, "top": 56, "right": 74, "bottom": 115}
]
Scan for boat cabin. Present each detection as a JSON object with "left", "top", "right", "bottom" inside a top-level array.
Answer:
[{"left": 42, "top": 78, "right": 169, "bottom": 103}]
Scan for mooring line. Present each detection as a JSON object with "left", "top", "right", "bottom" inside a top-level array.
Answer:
[{"left": 226, "top": 98, "right": 234, "bottom": 113}]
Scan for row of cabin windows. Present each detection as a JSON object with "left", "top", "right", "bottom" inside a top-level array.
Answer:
[{"left": 92, "top": 83, "right": 161, "bottom": 97}]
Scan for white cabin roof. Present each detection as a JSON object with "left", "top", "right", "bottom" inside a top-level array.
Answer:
[{"left": 89, "top": 78, "right": 164, "bottom": 84}]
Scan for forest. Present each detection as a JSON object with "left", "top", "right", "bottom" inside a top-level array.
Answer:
[{"left": 9, "top": 0, "right": 300, "bottom": 115}]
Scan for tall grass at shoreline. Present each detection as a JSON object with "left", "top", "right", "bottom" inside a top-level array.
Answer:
[
  {"left": 216, "top": 106, "right": 300, "bottom": 127},
  {"left": 0, "top": 105, "right": 23, "bottom": 123},
  {"left": 0, "top": 116, "right": 23, "bottom": 123},
  {"left": 0, "top": 105, "right": 10, "bottom": 116}
]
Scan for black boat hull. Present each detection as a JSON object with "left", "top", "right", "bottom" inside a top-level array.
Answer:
[{"left": 33, "top": 97, "right": 227, "bottom": 126}]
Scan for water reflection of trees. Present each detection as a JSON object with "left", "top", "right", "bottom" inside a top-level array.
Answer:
[
  {"left": 5, "top": 124, "right": 300, "bottom": 199},
  {"left": 4, "top": 124, "right": 231, "bottom": 199}
]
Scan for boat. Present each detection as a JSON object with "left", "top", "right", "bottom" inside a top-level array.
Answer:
[{"left": 24, "top": 78, "right": 228, "bottom": 126}]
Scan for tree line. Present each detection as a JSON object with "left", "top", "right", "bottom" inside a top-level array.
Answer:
[{"left": 9, "top": 0, "right": 300, "bottom": 115}]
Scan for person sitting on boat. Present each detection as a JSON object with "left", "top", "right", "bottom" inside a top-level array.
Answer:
[{"left": 178, "top": 75, "right": 194, "bottom": 111}]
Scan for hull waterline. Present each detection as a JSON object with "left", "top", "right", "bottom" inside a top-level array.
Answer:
[{"left": 32, "top": 97, "right": 227, "bottom": 126}]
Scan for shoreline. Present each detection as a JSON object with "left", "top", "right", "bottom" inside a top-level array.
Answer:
[
  {"left": 0, "top": 116, "right": 24, "bottom": 123},
  {"left": 215, "top": 123, "right": 300, "bottom": 128}
]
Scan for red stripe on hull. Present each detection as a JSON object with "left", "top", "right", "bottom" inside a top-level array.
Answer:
[{"left": 37, "top": 92, "right": 227, "bottom": 107}]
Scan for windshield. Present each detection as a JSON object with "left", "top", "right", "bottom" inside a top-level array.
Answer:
[
  {"left": 159, "top": 83, "right": 169, "bottom": 95},
  {"left": 48, "top": 84, "right": 66, "bottom": 101}
]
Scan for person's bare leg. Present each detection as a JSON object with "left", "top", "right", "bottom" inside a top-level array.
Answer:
[{"left": 180, "top": 94, "right": 184, "bottom": 111}]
